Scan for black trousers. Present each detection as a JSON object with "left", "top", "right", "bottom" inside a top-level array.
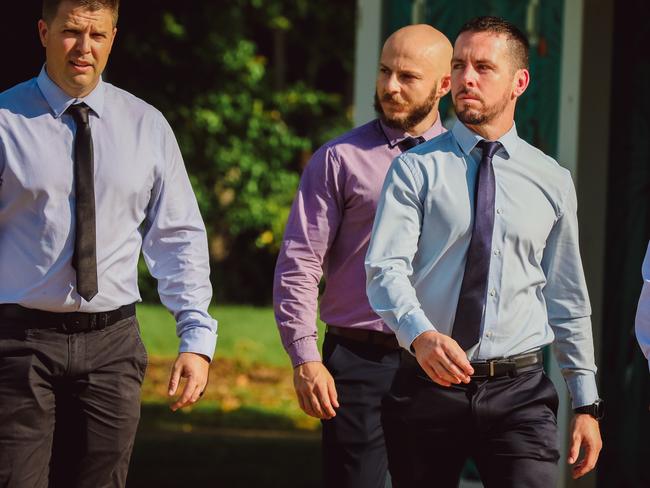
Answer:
[
  {"left": 321, "top": 333, "right": 401, "bottom": 488},
  {"left": 382, "top": 357, "right": 560, "bottom": 488},
  {"left": 0, "top": 316, "right": 147, "bottom": 488}
]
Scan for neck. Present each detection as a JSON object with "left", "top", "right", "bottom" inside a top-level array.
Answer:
[{"left": 407, "top": 104, "right": 440, "bottom": 136}]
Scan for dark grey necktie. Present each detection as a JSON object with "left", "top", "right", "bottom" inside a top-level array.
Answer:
[
  {"left": 451, "top": 140, "right": 502, "bottom": 351},
  {"left": 67, "top": 103, "right": 98, "bottom": 302},
  {"left": 397, "top": 136, "right": 425, "bottom": 152}
]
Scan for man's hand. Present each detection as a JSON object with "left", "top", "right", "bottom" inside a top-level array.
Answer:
[
  {"left": 412, "top": 331, "right": 474, "bottom": 386},
  {"left": 568, "top": 414, "right": 602, "bottom": 479},
  {"left": 168, "top": 352, "right": 210, "bottom": 412},
  {"left": 293, "top": 361, "right": 339, "bottom": 419}
]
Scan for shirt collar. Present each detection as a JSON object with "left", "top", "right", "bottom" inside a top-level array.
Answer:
[
  {"left": 36, "top": 65, "right": 106, "bottom": 119},
  {"left": 378, "top": 113, "right": 444, "bottom": 148},
  {"left": 451, "top": 120, "right": 519, "bottom": 160}
]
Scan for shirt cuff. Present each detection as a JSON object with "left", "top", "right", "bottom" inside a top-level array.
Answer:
[
  {"left": 179, "top": 323, "right": 218, "bottom": 360},
  {"left": 287, "top": 337, "right": 322, "bottom": 368},
  {"left": 566, "top": 373, "right": 599, "bottom": 409},
  {"left": 396, "top": 308, "right": 436, "bottom": 352}
]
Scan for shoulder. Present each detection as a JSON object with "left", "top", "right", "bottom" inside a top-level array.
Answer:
[
  {"left": 399, "top": 131, "right": 460, "bottom": 171},
  {"left": 307, "top": 120, "right": 382, "bottom": 170},
  {"left": 517, "top": 138, "right": 573, "bottom": 186},
  {"left": 102, "top": 82, "right": 169, "bottom": 129},
  {"left": 323, "top": 119, "right": 380, "bottom": 149},
  {"left": 413, "top": 130, "right": 457, "bottom": 156},
  {"left": 0, "top": 78, "right": 46, "bottom": 123},
  {"left": 515, "top": 139, "right": 576, "bottom": 216}
]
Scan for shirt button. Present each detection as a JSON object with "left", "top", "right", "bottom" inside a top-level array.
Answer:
[
  {"left": 496, "top": 208, "right": 503, "bottom": 215},
  {"left": 493, "top": 249, "right": 501, "bottom": 256},
  {"left": 489, "top": 289, "right": 496, "bottom": 297},
  {"left": 485, "top": 331, "right": 492, "bottom": 338}
]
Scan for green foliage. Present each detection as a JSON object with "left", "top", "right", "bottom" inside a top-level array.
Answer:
[
  {"left": 136, "top": 303, "right": 325, "bottom": 367},
  {"left": 110, "top": 1, "right": 354, "bottom": 301}
]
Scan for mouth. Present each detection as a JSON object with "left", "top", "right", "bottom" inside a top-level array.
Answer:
[
  {"left": 456, "top": 91, "right": 481, "bottom": 102},
  {"left": 382, "top": 99, "right": 408, "bottom": 111},
  {"left": 69, "top": 60, "right": 93, "bottom": 73}
]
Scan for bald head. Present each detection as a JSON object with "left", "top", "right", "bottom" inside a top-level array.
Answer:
[
  {"left": 381, "top": 24, "right": 453, "bottom": 76},
  {"left": 375, "top": 24, "right": 452, "bottom": 135}
]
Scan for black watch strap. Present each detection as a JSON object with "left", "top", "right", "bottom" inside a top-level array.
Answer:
[{"left": 573, "top": 399, "right": 604, "bottom": 420}]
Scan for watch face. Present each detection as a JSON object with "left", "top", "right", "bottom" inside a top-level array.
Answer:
[{"left": 594, "top": 399, "right": 605, "bottom": 420}]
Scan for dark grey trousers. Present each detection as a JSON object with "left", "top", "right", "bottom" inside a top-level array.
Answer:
[
  {"left": 382, "top": 359, "right": 560, "bottom": 488},
  {"left": 0, "top": 316, "right": 147, "bottom": 488},
  {"left": 321, "top": 333, "right": 401, "bottom": 488}
]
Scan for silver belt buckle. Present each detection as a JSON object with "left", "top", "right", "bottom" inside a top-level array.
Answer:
[{"left": 488, "top": 360, "right": 497, "bottom": 377}]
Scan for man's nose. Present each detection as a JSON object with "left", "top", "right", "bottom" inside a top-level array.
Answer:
[
  {"left": 76, "top": 33, "right": 92, "bottom": 54},
  {"left": 461, "top": 66, "right": 477, "bottom": 87},
  {"left": 383, "top": 73, "right": 400, "bottom": 94}
]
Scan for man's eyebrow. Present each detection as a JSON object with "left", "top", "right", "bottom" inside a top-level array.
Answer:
[
  {"left": 451, "top": 57, "right": 495, "bottom": 65},
  {"left": 474, "top": 58, "right": 496, "bottom": 65}
]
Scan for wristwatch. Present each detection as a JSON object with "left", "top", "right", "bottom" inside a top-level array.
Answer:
[{"left": 573, "top": 399, "right": 604, "bottom": 420}]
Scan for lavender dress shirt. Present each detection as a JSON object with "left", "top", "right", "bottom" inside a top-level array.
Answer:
[{"left": 273, "top": 117, "right": 445, "bottom": 367}]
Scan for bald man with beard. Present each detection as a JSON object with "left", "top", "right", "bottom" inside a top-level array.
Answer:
[{"left": 273, "top": 25, "right": 453, "bottom": 488}]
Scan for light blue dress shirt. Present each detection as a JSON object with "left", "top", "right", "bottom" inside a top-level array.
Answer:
[
  {"left": 0, "top": 68, "right": 217, "bottom": 359},
  {"left": 365, "top": 121, "right": 598, "bottom": 408},
  {"left": 635, "top": 241, "right": 650, "bottom": 372}
]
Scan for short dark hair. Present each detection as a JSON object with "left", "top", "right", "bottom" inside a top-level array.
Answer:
[
  {"left": 42, "top": 0, "right": 120, "bottom": 26},
  {"left": 457, "top": 16, "right": 529, "bottom": 70}
]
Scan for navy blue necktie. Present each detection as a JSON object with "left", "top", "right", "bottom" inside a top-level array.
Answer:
[
  {"left": 397, "top": 136, "right": 425, "bottom": 152},
  {"left": 451, "top": 140, "right": 502, "bottom": 351},
  {"left": 67, "top": 103, "right": 98, "bottom": 302}
]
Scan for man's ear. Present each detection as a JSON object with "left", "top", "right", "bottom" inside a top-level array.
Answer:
[
  {"left": 38, "top": 19, "right": 49, "bottom": 48},
  {"left": 437, "top": 74, "right": 451, "bottom": 98},
  {"left": 512, "top": 68, "right": 530, "bottom": 98}
]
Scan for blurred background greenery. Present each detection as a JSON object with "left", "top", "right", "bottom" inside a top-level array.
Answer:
[
  {"left": 108, "top": 0, "right": 356, "bottom": 305},
  {"left": 105, "top": 2, "right": 356, "bottom": 486}
]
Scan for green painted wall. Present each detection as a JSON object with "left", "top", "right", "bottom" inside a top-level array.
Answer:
[{"left": 382, "top": 0, "right": 563, "bottom": 158}]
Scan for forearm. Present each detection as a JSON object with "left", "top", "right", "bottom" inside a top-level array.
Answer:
[
  {"left": 273, "top": 243, "right": 323, "bottom": 367},
  {"left": 551, "top": 315, "right": 599, "bottom": 408}
]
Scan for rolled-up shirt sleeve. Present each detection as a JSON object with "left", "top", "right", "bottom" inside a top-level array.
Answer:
[
  {"left": 273, "top": 146, "right": 345, "bottom": 367},
  {"left": 141, "top": 116, "right": 217, "bottom": 360},
  {"left": 542, "top": 173, "right": 598, "bottom": 408},
  {"left": 365, "top": 155, "right": 435, "bottom": 351},
  {"left": 635, "top": 242, "right": 650, "bottom": 372}
]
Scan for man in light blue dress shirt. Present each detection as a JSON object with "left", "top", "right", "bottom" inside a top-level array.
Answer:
[
  {"left": 366, "top": 16, "right": 602, "bottom": 487},
  {"left": 0, "top": 1, "right": 217, "bottom": 486}
]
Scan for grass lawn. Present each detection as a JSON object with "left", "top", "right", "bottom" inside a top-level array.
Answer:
[
  {"left": 130, "top": 303, "right": 325, "bottom": 486},
  {"left": 136, "top": 303, "right": 325, "bottom": 367}
]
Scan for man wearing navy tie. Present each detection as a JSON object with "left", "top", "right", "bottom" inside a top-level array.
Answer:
[
  {"left": 0, "top": 1, "right": 217, "bottom": 486},
  {"left": 366, "top": 16, "right": 603, "bottom": 487}
]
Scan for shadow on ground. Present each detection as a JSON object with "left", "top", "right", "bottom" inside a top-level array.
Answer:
[{"left": 127, "top": 403, "right": 321, "bottom": 488}]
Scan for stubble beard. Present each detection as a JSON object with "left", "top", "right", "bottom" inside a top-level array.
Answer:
[
  {"left": 375, "top": 85, "right": 439, "bottom": 132},
  {"left": 454, "top": 89, "right": 510, "bottom": 127}
]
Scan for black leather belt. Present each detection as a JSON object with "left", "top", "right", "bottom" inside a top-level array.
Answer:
[
  {"left": 402, "top": 349, "right": 543, "bottom": 379},
  {"left": 469, "top": 350, "right": 543, "bottom": 378},
  {"left": 0, "top": 303, "right": 136, "bottom": 333},
  {"left": 326, "top": 325, "right": 400, "bottom": 350}
]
